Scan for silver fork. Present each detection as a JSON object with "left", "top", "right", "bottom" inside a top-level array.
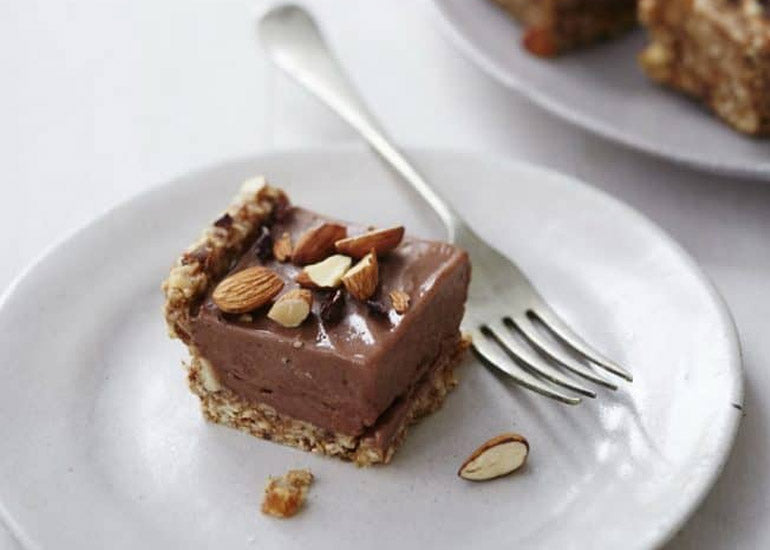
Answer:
[{"left": 259, "top": 5, "right": 632, "bottom": 404}]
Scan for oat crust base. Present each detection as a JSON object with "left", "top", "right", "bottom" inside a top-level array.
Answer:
[{"left": 187, "top": 336, "right": 469, "bottom": 466}]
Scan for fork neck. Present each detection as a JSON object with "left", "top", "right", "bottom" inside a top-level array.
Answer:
[
  {"left": 259, "top": 5, "right": 465, "bottom": 241},
  {"left": 367, "top": 135, "right": 466, "bottom": 241}
]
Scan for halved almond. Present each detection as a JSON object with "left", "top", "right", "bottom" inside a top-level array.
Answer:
[
  {"left": 212, "top": 266, "right": 284, "bottom": 314},
  {"left": 268, "top": 289, "right": 313, "bottom": 328},
  {"left": 296, "top": 254, "right": 352, "bottom": 289},
  {"left": 273, "top": 232, "right": 293, "bottom": 262},
  {"left": 334, "top": 226, "right": 404, "bottom": 259},
  {"left": 342, "top": 250, "right": 378, "bottom": 301},
  {"left": 458, "top": 433, "right": 529, "bottom": 481},
  {"left": 292, "top": 223, "right": 347, "bottom": 265},
  {"left": 389, "top": 289, "right": 410, "bottom": 314}
]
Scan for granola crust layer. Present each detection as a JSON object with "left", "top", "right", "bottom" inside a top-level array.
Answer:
[
  {"left": 639, "top": 0, "right": 770, "bottom": 136},
  {"left": 187, "top": 335, "right": 470, "bottom": 466}
]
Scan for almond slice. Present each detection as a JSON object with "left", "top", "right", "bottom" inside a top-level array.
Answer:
[
  {"left": 268, "top": 289, "right": 313, "bottom": 328},
  {"left": 458, "top": 433, "right": 529, "bottom": 481},
  {"left": 273, "top": 232, "right": 293, "bottom": 262},
  {"left": 212, "top": 266, "right": 284, "bottom": 314},
  {"left": 296, "top": 254, "right": 352, "bottom": 289},
  {"left": 292, "top": 223, "right": 347, "bottom": 265},
  {"left": 334, "top": 226, "right": 404, "bottom": 259},
  {"left": 342, "top": 250, "right": 378, "bottom": 301},
  {"left": 389, "top": 289, "right": 410, "bottom": 314}
]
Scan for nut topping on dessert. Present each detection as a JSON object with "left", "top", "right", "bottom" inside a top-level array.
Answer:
[
  {"left": 334, "top": 226, "right": 405, "bottom": 259},
  {"left": 341, "top": 250, "right": 378, "bottom": 301},
  {"left": 273, "top": 232, "right": 293, "bottom": 262},
  {"left": 261, "top": 469, "right": 314, "bottom": 518},
  {"left": 296, "top": 254, "right": 352, "bottom": 288},
  {"left": 389, "top": 289, "right": 410, "bottom": 314},
  {"left": 268, "top": 289, "right": 313, "bottom": 327},
  {"left": 458, "top": 433, "right": 529, "bottom": 481},
  {"left": 212, "top": 266, "right": 284, "bottom": 314},
  {"left": 292, "top": 222, "right": 347, "bottom": 264}
]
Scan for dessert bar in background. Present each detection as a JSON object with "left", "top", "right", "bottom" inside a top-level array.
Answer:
[
  {"left": 639, "top": 0, "right": 770, "bottom": 136},
  {"left": 162, "top": 178, "right": 470, "bottom": 466},
  {"left": 490, "top": 0, "right": 637, "bottom": 56}
]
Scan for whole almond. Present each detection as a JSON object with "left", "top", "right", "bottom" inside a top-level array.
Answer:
[
  {"left": 342, "top": 250, "right": 378, "bottom": 301},
  {"left": 296, "top": 254, "right": 352, "bottom": 288},
  {"left": 292, "top": 223, "right": 347, "bottom": 265},
  {"left": 458, "top": 433, "right": 529, "bottom": 481},
  {"left": 335, "top": 226, "right": 404, "bottom": 259},
  {"left": 273, "top": 232, "right": 293, "bottom": 262},
  {"left": 213, "top": 266, "right": 284, "bottom": 314},
  {"left": 268, "top": 289, "right": 313, "bottom": 328},
  {"left": 389, "top": 289, "right": 410, "bottom": 314}
]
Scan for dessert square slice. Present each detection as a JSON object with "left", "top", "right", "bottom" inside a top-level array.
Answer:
[
  {"left": 162, "top": 178, "right": 471, "bottom": 466},
  {"left": 490, "top": 0, "right": 637, "bottom": 56},
  {"left": 639, "top": 0, "right": 770, "bottom": 136}
]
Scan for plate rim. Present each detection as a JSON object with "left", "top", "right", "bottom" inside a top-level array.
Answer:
[
  {"left": 0, "top": 146, "right": 745, "bottom": 549},
  {"left": 428, "top": 0, "right": 770, "bottom": 182}
]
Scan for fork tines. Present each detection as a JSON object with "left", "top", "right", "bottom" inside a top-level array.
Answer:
[{"left": 471, "top": 303, "right": 632, "bottom": 405}]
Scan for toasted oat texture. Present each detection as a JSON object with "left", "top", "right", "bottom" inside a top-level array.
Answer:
[
  {"left": 490, "top": 0, "right": 637, "bottom": 56},
  {"left": 639, "top": 0, "right": 770, "bottom": 136},
  {"left": 187, "top": 335, "right": 470, "bottom": 467},
  {"left": 261, "top": 469, "right": 314, "bottom": 519}
]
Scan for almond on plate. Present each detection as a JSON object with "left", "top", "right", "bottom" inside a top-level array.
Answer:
[
  {"left": 334, "top": 226, "right": 404, "bottom": 259},
  {"left": 458, "top": 433, "right": 529, "bottom": 481},
  {"left": 212, "top": 266, "right": 284, "bottom": 314}
]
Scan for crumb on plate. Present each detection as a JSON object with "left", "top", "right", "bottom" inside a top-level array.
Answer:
[{"left": 261, "top": 469, "right": 314, "bottom": 518}]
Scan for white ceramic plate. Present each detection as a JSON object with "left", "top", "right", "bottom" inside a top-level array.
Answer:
[
  {"left": 0, "top": 149, "right": 742, "bottom": 549},
  {"left": 430, "top": 0, "right": 770, "bottom": 181}
]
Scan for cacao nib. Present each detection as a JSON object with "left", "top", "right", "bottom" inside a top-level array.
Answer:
[
  {"left": 254, "top": 226, "right": 274, "bottom": 262},
  {"left": 365, "top": 299, "right": 389, "bottom": 318},
  {"left": 214, "top": 213, "right": 233, "bottom": 228},
  {"left": 320, "top": 289, "right": 345, "bottom": 324}
]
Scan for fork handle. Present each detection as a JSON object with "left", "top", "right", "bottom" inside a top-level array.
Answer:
[{"left": 259, "top": 5, "right": 463, "bottom": 240}]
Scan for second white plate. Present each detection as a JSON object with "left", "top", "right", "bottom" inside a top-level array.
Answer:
[
  {"left": 431, "top": 0, "right": 770, "bottom": 181},
  {"left": 0, "top": 148, "right": 743, "bottom": 549}
]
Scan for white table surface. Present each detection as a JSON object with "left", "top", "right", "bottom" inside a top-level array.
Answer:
[{"left": 1, "top": 1, "right": 767, "bottom": 548}]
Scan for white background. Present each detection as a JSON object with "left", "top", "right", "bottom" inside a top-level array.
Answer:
[{"left": 1, "top": 0, "right": 768, "bottom": 548}]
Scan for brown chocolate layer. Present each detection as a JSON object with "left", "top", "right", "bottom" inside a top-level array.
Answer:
[{"left": 188, "top": 207, "right": 470, "bottom": 441}]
